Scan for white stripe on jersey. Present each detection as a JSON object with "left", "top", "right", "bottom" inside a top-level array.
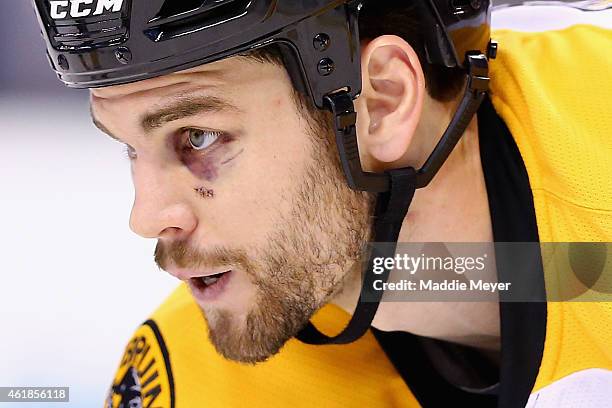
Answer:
[
  {"left": 526, "top": 368, "right": 612, "bottom": 408},
  {"left": 492, "top": 1, "right": 612, "bottom": 31}
]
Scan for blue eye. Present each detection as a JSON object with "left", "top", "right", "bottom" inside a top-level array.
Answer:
[{"left": 187, "top": 128, "right": 222, "bottom": 150}]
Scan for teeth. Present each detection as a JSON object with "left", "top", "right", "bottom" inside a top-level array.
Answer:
[{"left": 202, "top": 276, "right": 220, "bottom": 286}]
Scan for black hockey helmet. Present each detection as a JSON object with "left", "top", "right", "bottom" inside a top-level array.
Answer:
[{"left": 33, "top": 0, "right": 491, "bottom": 108}]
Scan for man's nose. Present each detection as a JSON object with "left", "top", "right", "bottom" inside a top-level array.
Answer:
[{"left": 129, "top": 163, "right": 198, "bottom": 240}]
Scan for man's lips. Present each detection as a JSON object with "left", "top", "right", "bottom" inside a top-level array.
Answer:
[
  {"left": 164, "top": 266, "right": 232, "bottom": 282},
  {"left": 187, "top": 270, "right": 233, "bottom": 303}
]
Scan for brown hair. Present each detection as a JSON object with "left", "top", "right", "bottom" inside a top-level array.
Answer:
[{"left": 246, "top": 2, "right": 465, "bottom": 103}]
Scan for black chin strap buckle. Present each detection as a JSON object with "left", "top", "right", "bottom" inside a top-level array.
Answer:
[
  {"left": 324, "top": 92, "right": 390, "bottom": 193},
  {"left": 466, "top": 53, "right": 491, "bottom": 93}
]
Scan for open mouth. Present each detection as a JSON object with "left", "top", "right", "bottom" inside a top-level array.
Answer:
[{"left": 189, "top": 270, "right": 232, "bottom": 302}]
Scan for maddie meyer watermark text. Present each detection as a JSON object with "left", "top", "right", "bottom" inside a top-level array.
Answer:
[{"left": 360, "top": 242, "right": 612, "bottom": 302}]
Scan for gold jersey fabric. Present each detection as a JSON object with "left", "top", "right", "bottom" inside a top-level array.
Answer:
[
  {"left": 488, "top": 24, "right": 612, "bottom": 393},
  {"left": 105, "top": 22, "right": 612, "bottom": 408}
]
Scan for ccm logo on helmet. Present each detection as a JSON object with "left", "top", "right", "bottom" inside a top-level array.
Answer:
[{"left": 48, "top": 0, "right": 123, "bottom": 20}]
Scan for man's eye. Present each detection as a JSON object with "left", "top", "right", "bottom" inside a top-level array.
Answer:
[{"left": 186, "top": 128, "right": 222, "bottom": 151}]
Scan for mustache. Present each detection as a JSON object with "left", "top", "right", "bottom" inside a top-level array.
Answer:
[{"left": 155, "top": 240, "right": 251, "bottom": 272}]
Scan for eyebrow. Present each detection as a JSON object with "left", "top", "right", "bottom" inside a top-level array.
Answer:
[
  {"left": 90, "top": 95, "right": 241, "bottom": 142},
  {"left": 141, "top": 95, "right": 241, "bottom": 132}
]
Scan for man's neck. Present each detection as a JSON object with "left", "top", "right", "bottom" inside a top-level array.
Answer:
[{"left": 334, "top": 95, "right": 501, "bottom": 351}]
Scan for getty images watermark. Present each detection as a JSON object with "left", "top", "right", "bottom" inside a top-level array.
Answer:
[
  {"left": 359, "top": 242, "right": 612, "bottom": 302},
  {"left": 371, "top": 251, "right": 511, "bottom": 293}
]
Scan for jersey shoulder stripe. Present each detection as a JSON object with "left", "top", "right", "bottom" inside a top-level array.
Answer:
[{"left": 492, "top": 1, "right": 612, "bottom": 32}]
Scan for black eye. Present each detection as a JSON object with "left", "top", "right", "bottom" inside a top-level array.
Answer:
[{"left": 187, "top": 128, "right": 221, "bottom": 150}]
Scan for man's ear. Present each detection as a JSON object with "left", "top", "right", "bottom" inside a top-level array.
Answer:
[{"left": 355, "top": 35, "right": 425, "bottom": 164}]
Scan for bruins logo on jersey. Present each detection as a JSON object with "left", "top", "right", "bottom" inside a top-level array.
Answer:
[{"left": 105, "top": 320, "right": 175, "bottom": 408}]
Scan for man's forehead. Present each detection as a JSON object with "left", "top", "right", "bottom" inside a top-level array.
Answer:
[
  {"left": 90, "top": 57, "right": 243, "bottom": 100},
  {"left": 88, "top": 54, "right": 286, "bottom": 140}
]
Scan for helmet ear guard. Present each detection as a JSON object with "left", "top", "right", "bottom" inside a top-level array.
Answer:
[{"left": 33, "top": 0, "right": 493, "bottom": 345}]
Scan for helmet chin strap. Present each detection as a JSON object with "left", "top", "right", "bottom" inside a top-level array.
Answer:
[
  {"left": 296, "top": 53, "right": 490, "bottom": 345},
  {"left": 297, "top": 167, "right": 417, "bottom": 344}
]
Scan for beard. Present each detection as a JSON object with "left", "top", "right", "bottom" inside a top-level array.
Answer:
[{"left": 155, "top": 109, "right": 374, "bottom": 364}]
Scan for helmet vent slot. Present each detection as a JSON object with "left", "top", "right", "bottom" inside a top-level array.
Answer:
[
  {"left": 153, "top": 0, "right": 217, "bottom": 21},
  {"left": 50, "top": 17, "right": 129, "bottom": 51},
  {"left": 146, "top": 0, "right": 251, "bottom": 42}
]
